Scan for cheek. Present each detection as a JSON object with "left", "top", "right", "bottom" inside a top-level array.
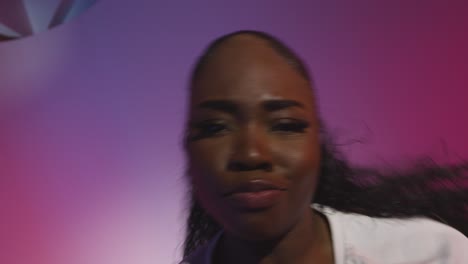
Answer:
[
  {"left": 188, "top": 139, "right": 228, "bottom": 176},
  {"left": 274, "top": 135, "right": 320, "bottom": 175},
  {"left": 292, "top": 153, "right": 320, "bottom": 204},
  {"left": 187, "top": 140, "right": 231, "bottom": 207},
  {"left": 273, "top": 137, "right": 321, "bottom": 203}
]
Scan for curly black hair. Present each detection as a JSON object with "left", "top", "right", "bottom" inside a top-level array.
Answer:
[{"left": 183, "top": 30, "right": 468, "bottom": 257}]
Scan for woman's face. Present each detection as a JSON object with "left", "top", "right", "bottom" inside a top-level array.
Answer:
[{"left": 186, "top": 35, "right": 321, "bottom": 240}]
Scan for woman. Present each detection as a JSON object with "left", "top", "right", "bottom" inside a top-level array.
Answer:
[{"left": 180, "top": 30, "right": 468, "bottom": 264}]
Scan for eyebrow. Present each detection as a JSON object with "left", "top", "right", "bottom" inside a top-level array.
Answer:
[
  {"left": 263, "top": 99, "right": 304, "bottom": 111},
  {"left": 196, "top": 99, "right": 304, "bottom": 114},
  {"left": 197, "top": 100, "right": 237, "bottom": 113}
]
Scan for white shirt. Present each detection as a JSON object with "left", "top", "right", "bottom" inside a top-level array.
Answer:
[{"left": 180, "top": 205, "right": 468, "bottom": 264}]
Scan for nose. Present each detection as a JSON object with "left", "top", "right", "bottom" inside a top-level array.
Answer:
[{"left": 227, "top": 124, "right": 273, "bottom": 172}]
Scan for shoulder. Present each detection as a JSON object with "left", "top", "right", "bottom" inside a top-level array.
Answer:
[
  {"left": 178, "top": 232, "right": 222, "bottom": 264},
  {"left": 322, "top": 208, "right": 468, "bottom": 263},
  {"left": 178, "top": 243, "right": 210, "bottom": 264},
  {"left": 332, "top": 210, "right": 466, "bottom": 243}
]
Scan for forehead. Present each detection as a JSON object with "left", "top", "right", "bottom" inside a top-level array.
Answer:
[{"left": 191, "top": 35, "right": 314, "bottom": 107}]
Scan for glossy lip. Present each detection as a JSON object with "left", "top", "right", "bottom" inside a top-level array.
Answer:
[
  {"left": 224, "top": 179, "right": 287, "bottom": 211},
  {"left": 224, "top": 179, "right": 288, "bottom": 196}
]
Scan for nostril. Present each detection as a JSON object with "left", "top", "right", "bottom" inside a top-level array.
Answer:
[
  {"left": 227, "top": 161, "right": 248, "bottom": 171},
  {"left": 259, "top": 162, "right": 273, "bottom": 172}
]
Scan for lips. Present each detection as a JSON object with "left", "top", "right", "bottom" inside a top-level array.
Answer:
[
  {"left": 224, "top": 179, "right": 287, "bottom": 210},
  {"left": 226, "top": 179, "right": 287, "bottom": 194}
]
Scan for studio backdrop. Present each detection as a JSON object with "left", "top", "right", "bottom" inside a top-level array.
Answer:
[{"left": 1, "top": 1, "right": 467, "bottom": 263}]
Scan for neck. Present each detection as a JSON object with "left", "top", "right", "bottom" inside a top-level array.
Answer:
[{"left": 215, "top": 208, "right": 333, "bottom": 264}]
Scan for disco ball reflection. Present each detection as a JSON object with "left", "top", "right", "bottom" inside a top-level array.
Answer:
[{"left": 0, "top": 0, "right": 97, "bottom": 41}]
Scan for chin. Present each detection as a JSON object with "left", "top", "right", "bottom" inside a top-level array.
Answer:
[{"left": 226, "top": 216, "right": 289, "bottom": 242}]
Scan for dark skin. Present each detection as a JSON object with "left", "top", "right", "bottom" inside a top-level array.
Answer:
[{"left": 186, "top": 35, "right": 334, "bottom": 264}]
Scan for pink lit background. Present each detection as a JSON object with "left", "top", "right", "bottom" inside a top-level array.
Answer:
[{"left": 1, "top": 1, "right": 467, "bottom": 263}]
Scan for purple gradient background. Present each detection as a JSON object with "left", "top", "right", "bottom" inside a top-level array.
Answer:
[{"left": 1, "top": 1, "right": 467, "bottom": 263}]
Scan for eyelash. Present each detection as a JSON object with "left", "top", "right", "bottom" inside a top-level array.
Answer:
[
  {"left": 187, "top": 120, "right": 229, "bottom": 141},
  {"left": 271, "top": 119, "right": 309, "bottom": 133},
  {"left": 189, "top": 118, "right": 309, "bottom": 140},
  {"left": 196, "top": 120, "right": 229, "bottom": 135}
]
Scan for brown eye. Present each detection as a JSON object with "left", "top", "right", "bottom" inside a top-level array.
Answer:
[
  {"left": 200, "top": 122, "right": 227, "bottom": 135},
  {"left": 189, "top": 120, "right": 229, "bottom": 140},
  {"left": 271, "top": 119, "right": 309, "bottom": 133}
]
